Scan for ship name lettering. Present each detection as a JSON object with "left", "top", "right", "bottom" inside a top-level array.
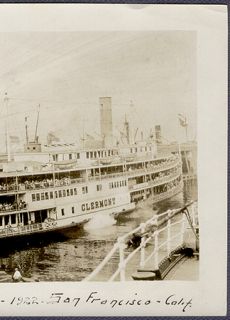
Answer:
[{"left": 81, "top": 198, "right": 116, "bottom": 212}]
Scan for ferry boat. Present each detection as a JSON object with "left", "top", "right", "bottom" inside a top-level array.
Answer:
[{"left": 0, "top": 97, "right": 183, "bottom": 240}]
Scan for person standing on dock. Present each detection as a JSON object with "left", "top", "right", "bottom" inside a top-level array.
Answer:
[{"left": 12, "top": 268, "right": 23, "bottom": 282}]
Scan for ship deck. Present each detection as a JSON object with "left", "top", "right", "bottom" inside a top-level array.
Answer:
[{"left": 164, "top": 256, "right": 199, "bottom": 280}]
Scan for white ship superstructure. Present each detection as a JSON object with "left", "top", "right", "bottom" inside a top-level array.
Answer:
[{"left": 0, "top": 97, "right": 183, "bottom": 240}]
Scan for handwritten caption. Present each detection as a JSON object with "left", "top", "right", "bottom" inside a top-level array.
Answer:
[{"left": 0, "top": 292, "right": 193, "bottom": 312}]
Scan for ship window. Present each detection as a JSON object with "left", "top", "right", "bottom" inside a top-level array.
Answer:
[
  {"left": 41, "top": 193, "right": 45, "bottom": 200},
  {"left": 69, "top": 154, "right": 72, "bottom": 160},
  {"left": 72, "top": 207, "right": 75, "bottom": 214},
  {"left": 94, "top": 151, "right": 97, "bottom": 158},
  {"left": 63, "top": 190, "right": 66, "bottom": 197},
  {"left": 55, "top": 191, "right": 58, "bottom": 198},
  {"left": 61, "top": 208, "right": 65, "bottom": 216},
  {"left": 108, "top": 150, "right": 110, "bottom": 156},
  {"left": 11, "top": 214, "right": 16, "bottom": 224},
  {"left": 70, "top": 189, "right": 73, "bottom": 196},
  {"left": 45, "top": 192, "right": 49, "bottom": 200},
  {"left": 67, "top": 189, "right": 70, "bottom": 196},
  {"left": 86, "top": 152, "right": 89, "bottom": 159},
  {"left": 74, "top": 188, "right": 77, "bottom": 195},
  {"left": 76, "top": 153, "right": 80, "bottom": 159},
  {"left": 36, "top": 193, "right": 40, "bottom": 201},
  {"left": 58, "top": 190, "right": 62, "bottom": 197},
  {"left": 32, "top": 194, "right": 36, "bottom": 201},
  {"left": 90, "top": 152, "right": 93, "bottom": 158},
  {"left": 50, "top": 192, "right": 53, "bottom": 199},
  {"left": 82, "top": 186, "right": 88, "bottom": 194},
  {"left": 96, "top": 184, "right": 102, "bottom": 191}
]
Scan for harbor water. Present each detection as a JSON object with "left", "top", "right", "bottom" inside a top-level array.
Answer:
[{"left": 0, "top": 180, "right": 197, "bottom": 282}]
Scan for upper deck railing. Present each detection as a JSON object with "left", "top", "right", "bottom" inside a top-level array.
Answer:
[
  {"left": 83, "top": 201, "right": 198, "bottom": 282},
  {"left": 0, "top": 157, "right": 181, "bottom": 195},
  {"left": 130, "top": 170, "right": 181, "bottom": 191},
  {"left": 0, "top": 203, "right": 27, "bottom": 214}
]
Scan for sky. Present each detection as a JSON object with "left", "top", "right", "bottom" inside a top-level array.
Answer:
[{"left": 0, "top": 31, "right": 196, "bottom": 150}]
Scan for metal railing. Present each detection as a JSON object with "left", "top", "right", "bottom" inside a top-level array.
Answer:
[
  {"left": 83, "top": 201, "right": 197, "bottom": 282},
  {"left": 0, "top": 219, "right": 59, "bottom": 238},
  {"left": 152, "top": 182, "right": 183, "bottom": 204},
  {"left": 0, "top": 222, "right": 44, "bottom": 238},
  {"left": 0, "top": 204, "right": 28, "bottom": 214},
  {"left": 0, "top": 158, "right": 181, "bottom": 195},
  {"left": 130, "top": 171, "right": 181, "bottom": 191}
]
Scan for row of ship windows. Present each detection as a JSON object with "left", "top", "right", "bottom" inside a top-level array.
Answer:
[
  {"left": 52, "top": 153, "right": 80, "bottom": 161},
  {"left": 31, "top": 186, "right": 88, "bottom": 202},
  {"left": 51, "top": 147, "right": 153, "bottom": 161},
  {"left": 86, "top": 149, "right": 116, "bottom": 159},
  {"left": 109, "top": 180, "right": 127, "bottom": 189},
  {"left": 130, "top": 146, "right": 152, "bottom": 153},
  {"left": 31, "top": 181, "right": 127, "bottom": 202}
]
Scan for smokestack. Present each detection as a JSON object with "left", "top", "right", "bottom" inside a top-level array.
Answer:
[
  {"left": 100, "top": 97, "right": 113, "bottom": 147},
  {"left": 155, "top": 125, "right": 162, "bottom": 144}
]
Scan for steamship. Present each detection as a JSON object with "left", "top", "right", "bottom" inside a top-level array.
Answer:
[{"left": 0, "top": 97, "right": 183, "bottom": 240}]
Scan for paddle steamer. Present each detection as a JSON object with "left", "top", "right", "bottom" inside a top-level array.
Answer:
[{"left": 0, "top": 97, "right": 183, "bottom": 239}]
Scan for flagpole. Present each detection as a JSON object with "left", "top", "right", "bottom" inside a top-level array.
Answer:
[
  {"left": 4, "top": 92, "right": 10, "bottom": 162},
  {"left": 185, "top": 116, "right": 188, "bottom": 142}
]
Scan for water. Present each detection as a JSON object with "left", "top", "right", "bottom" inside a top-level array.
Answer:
[{"left": 0, "top": 181, "right": 197, "bottom": 282}]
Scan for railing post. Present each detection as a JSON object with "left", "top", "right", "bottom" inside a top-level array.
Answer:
[
  {"left": 167, "top": 213, "right": 171, "bottom": 256},
  {"left": 154, "top": 230, "right": 159, "bottom": 270},
  {"left": 118, "top": 238, "right": 126, "bottom": 281},
  {"left": 140, "top": 223, "right": 146, "bottom": 267}
]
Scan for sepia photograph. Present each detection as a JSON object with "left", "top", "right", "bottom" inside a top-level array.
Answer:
[
  {"left": 0, "top": 4, "right": 227, "bottom": 317},
  {"left": 0, "top": 30, "right": 198, "bottom": 283}
]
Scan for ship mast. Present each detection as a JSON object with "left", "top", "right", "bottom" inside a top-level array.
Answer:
[
  {"left": 25, "top": 116, "right": 29, "bottom": 144},
  {"left": 34, "top": 104, "right": 40, "bottom": 143},
  {"left": 4, "top": 92, "right": 10, "bottom": 162},
  {"left": 124, "top": 114, "right": 130, "bottom": 145}
]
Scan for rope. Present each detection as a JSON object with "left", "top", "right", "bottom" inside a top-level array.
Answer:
[{"left": 183, "top": 208, "right": 199, "bottom": 241}]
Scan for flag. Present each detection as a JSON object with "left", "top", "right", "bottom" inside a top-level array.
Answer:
[
  {"left": 178, "top": 114, "right": 188, "bottom": 127},
  {"left": 86, "top": 134, "right": 95, "bottom": 140},
  {"left": 10, "top": 135, "right": 20, "bottom": 144},
  {"left": 47, "top": 132, "right": 60, "bottom": 144}
]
